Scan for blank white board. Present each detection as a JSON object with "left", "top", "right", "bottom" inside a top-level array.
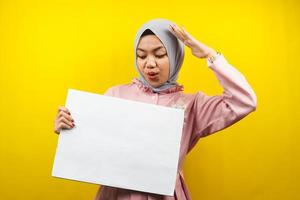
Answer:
[{"left": 52, "top": 89, "right": 184, "bottom": 195}]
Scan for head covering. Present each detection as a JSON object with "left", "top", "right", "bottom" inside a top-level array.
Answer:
[{"left": 133, "top": 18, "right": 185, "bottom": 93}]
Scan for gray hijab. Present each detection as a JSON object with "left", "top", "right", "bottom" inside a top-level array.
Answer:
[{"left": 133, "top": 18, "right": 185, "bottom": 93}]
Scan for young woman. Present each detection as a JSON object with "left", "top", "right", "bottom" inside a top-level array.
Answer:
[{"left": 54, "top": 19, "right": 257, "bottom": 200}]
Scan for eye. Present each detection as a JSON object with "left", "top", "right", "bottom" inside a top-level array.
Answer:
[
  {"left": 137, "top": 55, "right": 146, "bottom": 59},
  {"left": 156, "top": 54, "right": 167, "bottom": 58}
]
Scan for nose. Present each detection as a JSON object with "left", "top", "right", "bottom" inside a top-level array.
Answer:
[{"left": 145, "top": 56, "right": 157, "bottom": 69}]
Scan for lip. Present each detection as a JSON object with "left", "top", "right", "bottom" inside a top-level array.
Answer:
[{"left": 146, "top": 72, "right": 159, "bottom": 80}]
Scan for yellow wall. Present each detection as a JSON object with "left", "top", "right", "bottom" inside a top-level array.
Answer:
[{"left": 0, "top": 0, "right": 299, "bottom": 199}]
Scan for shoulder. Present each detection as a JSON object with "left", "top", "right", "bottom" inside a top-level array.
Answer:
[
  {"left": 181, "top": 91, "right": 209, "bottom": 100},
  {"left": 180, "top": 91, "right": 213, "bottom": 109},
  {"left": 104, "top": 82, "right": 136, "bottom": 97}
]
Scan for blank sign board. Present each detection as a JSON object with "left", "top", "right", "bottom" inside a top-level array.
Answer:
[{"left": 52, "top": 89, "right": 184, "bottom": 196}]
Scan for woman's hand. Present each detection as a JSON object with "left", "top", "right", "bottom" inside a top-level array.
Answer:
[
  {"left": 169, "top": 23, "right": 217, "bottom": 59},
  {"left": 54, "top": 106, "right": 75, "bottom": 134}
]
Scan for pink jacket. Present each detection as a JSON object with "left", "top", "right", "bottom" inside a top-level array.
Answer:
[{"left": 94, "top": 55, "right": 257, "bottom": 200}]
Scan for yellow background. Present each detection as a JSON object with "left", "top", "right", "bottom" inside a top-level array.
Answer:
[{"left": 0, "top": 0, "right": 299, "bottom": 199}]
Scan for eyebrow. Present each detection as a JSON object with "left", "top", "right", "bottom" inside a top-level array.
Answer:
[{"left": 137, "top": 46, "right": 165, "bottom": 52}]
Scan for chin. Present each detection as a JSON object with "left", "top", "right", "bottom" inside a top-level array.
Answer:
[
  {"left": 148, "top": 81, "right": 163, "bottom": 88},
  {"left": 151, "top": 84, "right": 161, "bottom": 88},
  {"left": 144, "top": 76, "right": 166, "bottom": 88}
]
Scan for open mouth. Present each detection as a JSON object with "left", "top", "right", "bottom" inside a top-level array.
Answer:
[{"left": 146, "top": 72, "right": 159, "bottom": 80}]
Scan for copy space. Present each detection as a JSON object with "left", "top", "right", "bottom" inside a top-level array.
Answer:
[{"left": 52, "top": 89, "right": 184, "bottom": 196}]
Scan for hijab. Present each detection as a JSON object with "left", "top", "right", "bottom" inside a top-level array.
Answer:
[{"left": 133, "top": 18, "right": 185, "bottom": 93}]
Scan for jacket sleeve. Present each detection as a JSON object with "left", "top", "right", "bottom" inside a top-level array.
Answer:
[
  {"left": 103, "top": 86, "right": 116, "bottom": 97},
  {"left": 188, "top": 54, "right": 257, "bottom": 151}
]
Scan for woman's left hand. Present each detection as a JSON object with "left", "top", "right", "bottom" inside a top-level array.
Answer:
[{"left": 169, "top": 23, "right": 217, "bottom": 59}]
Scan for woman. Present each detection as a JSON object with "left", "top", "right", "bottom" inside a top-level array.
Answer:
[{"left": 54, "top": 19, "right": 257, "bottom": 200}]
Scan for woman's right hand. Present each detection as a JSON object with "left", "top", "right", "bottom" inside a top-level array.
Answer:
[{"left": 54, "top": 106, "right": 75, "bottom": 134}]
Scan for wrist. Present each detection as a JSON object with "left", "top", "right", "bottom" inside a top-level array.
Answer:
[
  {"left": 207, "top": 51, "right": 222, "bottom": 64},
  {"left": 205, "top": 49, "right": 217, "bottom": 59}
]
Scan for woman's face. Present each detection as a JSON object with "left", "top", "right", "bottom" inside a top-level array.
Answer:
[{"left": 136, "top": 35, "right": 170, "bottom": 88}]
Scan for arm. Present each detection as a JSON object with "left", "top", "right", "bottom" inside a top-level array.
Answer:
[
  {"left": 188, "top": 54, "right": 257, "bottom": 151},
  {"left": 168, "top": 23, "right": 257, "bottom": 151}
]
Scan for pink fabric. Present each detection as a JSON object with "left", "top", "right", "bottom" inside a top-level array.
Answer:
[{"left": 94, "top": 55, "right": 257, "bottom": 200}]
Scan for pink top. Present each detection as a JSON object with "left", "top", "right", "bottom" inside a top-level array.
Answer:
[{"left": 94, "top": 55, "right": 257, "bottom": 200}]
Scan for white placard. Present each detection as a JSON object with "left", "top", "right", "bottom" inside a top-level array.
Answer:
[{"left": 52, "top": 89, "right": 184, "bottom": 196}]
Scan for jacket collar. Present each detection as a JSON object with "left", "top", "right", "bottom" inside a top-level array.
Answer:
[{"left": 132, "top": 78, "right": 184, "bottom": 94}]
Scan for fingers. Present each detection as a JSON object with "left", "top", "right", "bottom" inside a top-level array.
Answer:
[
  {"left": 59, "top": 121, "right": 73, "bottom": 129},
  {"left": 54, "top": 106, "right": 75, "bottom": 134},
  {"left": 169, "top": 23, "right": 188, "bottom": 42},
  {"left": 54, "top": 122, "right": 74, "bottom": 134},
  {"left": 58, "top": 106, "right": 70, "bottom": 114},
  {"left": 59, "top": 116, "right": 74, "bottom": 127},
  {"left": 57, "top": 106, "right": 74, "bottom": 120},
  {"left": 57, "top": 110, "right": 74, "bottom": 122},
  {"left": 180, "top": 26, "right": 192, "bottom": 39}
]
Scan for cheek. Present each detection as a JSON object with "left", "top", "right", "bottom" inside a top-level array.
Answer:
[
  {"left": 137, "top": 60, "right": 144, "bottom": 72},
  {"left": 158, "top": 58, "right": 170, "bottom": 78}
]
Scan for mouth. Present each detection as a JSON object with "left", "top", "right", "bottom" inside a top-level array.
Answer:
[{"left": 146, "top": 72, "right": 159, "bottom": 80}]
